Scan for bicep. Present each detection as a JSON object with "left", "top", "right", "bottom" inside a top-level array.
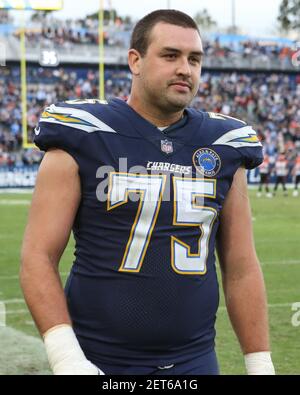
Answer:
[
  {"left": 217, "top": 167, "right": 259, "bottom": 277},
  {"left": 22, "top": 149, "right": 81, "bottom": 266}
]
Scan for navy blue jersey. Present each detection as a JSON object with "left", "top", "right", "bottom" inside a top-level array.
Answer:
[{"left": 34, "top": 98, "right": 263, "bottom": 366}]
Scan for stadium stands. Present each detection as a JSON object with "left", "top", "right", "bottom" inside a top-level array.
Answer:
[
  {"left": 1, "top": 66, "right": 299, "bottom": 164},
  {"left": 0, "top": 13, "right": 299, "bottom": 176}
]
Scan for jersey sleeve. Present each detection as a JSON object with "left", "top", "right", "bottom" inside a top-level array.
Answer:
[
  {"left": 34, "top": 102, "right": 116, "bottom": 159},
  {"left": 212, "top": 123, "right": 263, "bottom": 170}
]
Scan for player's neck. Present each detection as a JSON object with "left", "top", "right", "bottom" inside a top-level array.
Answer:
[{"left": 127, "top": 95, "right": 184, "bottom": 128}]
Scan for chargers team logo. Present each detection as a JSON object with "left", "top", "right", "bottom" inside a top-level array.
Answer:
[{"left": 193, "top": 148, "right": 221, "bottom": 177}]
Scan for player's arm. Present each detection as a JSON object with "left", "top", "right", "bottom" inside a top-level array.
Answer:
[
  {"left": 20, "top": 149, "right": 103, "bottom": 375},
  {"left": 21, "top": 149, "right": 78, "bottom": 334},
  {"left": 216, "top": 167, "right": 275, "bottom": 375}
]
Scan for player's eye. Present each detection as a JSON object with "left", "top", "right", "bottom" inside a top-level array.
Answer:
[
  {"left": 164, "top": 53, "right": 177, "bottom": 60},
  {"left": 189, "top": 57, "right": 201, "bottom": 65}
]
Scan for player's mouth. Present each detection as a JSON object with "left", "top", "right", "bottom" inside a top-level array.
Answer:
[{"left": 169, "top": 81, "right": 192, "bottom": 93}]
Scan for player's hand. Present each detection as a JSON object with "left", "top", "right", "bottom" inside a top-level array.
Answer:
[{"left": 43, "top": 324, "right": 105, "bottom": 375}]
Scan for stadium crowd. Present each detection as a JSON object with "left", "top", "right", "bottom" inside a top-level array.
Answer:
[
  {"left": 5, "top": 13, "right": 296, "bottom": 68},
  {"left": 203, "top": 39, "right": 294, "bottom": 69},
  {"left": 16, "top": 17, "right": 130, "bottom": 48},
  {"left": 20, "top": 20, "right": 120, "bottom": 47},
  {"left": 1, "top": 65, "right": 300, "bottom": 171},
  {"left": 1, "top": 12, "right": 299, "bottom": 175}
]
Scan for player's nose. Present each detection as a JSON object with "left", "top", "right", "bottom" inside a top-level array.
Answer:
[{"left": 175, "top": 57, "right": 192, "bottom": 77}]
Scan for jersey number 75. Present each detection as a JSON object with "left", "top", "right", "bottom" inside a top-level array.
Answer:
[{"left": 107, "top": 173, "right": 217, "bottom": 276}]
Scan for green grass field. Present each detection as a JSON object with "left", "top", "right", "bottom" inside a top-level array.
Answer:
[{"left": 0, "top": 190, "right": 299, "bottom": 375}]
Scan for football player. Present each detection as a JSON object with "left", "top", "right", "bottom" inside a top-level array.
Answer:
[{"left": 20, "top": 10, "right": 275, "bottom": 375}]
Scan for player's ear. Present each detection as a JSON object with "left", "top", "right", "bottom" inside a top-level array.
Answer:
[{"left": 128, "top": 49, "right": 142, "bottom": 76}]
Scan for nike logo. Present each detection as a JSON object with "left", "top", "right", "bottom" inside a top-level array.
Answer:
[{"left": 34, "top": 127, "right": 41, "bottom": 136}]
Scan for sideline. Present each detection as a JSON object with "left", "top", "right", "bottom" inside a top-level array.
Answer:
[{"left": 0, "top": 326, "right": 50, "bottom": 375}]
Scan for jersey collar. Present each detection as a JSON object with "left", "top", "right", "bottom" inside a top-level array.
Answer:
[{"left": 109, "top": 98, "right": 203, "bottom": 157}]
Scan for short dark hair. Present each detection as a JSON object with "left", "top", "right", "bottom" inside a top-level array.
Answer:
[{"left": 130, "top": 9, "right": 200, "bottom": 57}]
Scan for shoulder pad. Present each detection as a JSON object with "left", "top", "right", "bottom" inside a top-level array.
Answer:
[
  {"left": 204, "top": 112, "right": 263, "bottom": 169},
  {"left": 212, "top": 124, "right": 262, "bottom": 149},
  {"left": 203, "top": 112, "right": 261, "bottom": 148},
  {"left": 34, "top": 101, "right": 117, "bottom": 153},
  {"left": 39, "top": 102, "right": 116, "bottom": 134}
]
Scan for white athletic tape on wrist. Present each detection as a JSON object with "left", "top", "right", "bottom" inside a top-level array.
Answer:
[
  {"left": 43, "top": 324, "right": 104, "bottom": 375},
  {"left": 244, "top": 352, "right": 275, "bottom": 375}
]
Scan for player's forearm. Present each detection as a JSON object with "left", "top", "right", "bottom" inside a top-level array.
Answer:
[
  {"left": 20, "top": 252, "right": 103, "bottom": 375},
  {"left": 222, "top": 264, "right": 270, "bottom": 354},
  {"left": 20, "top": 252, "right": 72, "bottom": 335}
]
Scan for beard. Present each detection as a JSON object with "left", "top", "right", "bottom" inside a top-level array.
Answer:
[{"left": 142, "top": 78, "right": 198, "bottom": 113}]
